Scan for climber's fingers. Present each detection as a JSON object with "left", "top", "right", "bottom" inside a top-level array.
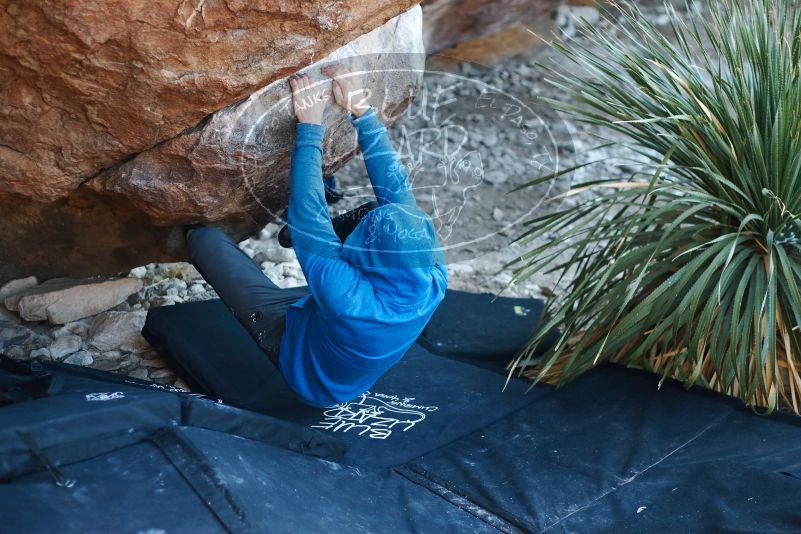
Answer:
[
  {"left": 332, "top": 82, "right": 345, "bottom": 106},
  {"left": 325, "top": 66, "right": 357, "bottom": 97},
  {"left": 289, "top": 73, "right": 329, "bottom": 124},
  {"left": 302, "top": 75, "right": 326, "bottom": 101},
  {"left": 290, "top": 74, "right": 313, "bottom": 104},
  {"left": 328, "top": 67, "right": 362, "bottom": 96},
  {"left": 290, "top": 74, "right": 311, "bottom": 92},
  {"left": 322, "top": 65, "right": 346, "bottom": 80},
  {"left": 303, "top": 75, "right": 323, "bottom": 97}
]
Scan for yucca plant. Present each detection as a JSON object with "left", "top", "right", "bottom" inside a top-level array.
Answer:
[{"left": 510, "top": 0, "right": 801, "bottom": 413}]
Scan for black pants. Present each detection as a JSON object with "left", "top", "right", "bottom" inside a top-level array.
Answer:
[{"left": 186, "top": 201, "right": 378, "bottom": 368}]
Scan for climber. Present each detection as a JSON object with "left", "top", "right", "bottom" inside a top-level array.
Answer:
[{"left": 184, "top": 66, "right": 448, "bottom": 407}]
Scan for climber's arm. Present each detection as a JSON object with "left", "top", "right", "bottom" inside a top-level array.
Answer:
[
  {"left": 350, "top": 107, "right": 417, "bottom": 207},
  {"left": 287, "top": 74, "right": 372, "bottom": 318},
  {"left": 286, "top": 73, "right": 341, "bottom": 261},
  {"left": 324, "top": 65, "right": 417, "bottom": 207},
  {"left": 287, "top": 122, "right": 340, "bottom": 259},
  {"left": 289, "top": 122, "right": 374, "bottom": 318}
]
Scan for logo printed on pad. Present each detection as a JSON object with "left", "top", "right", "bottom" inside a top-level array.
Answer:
[
  {"left": 311, "top": 391, "right": 438, "bottom": 440},
  {"left": 85, "top": 391, "right": 125, "bottom": 402}
]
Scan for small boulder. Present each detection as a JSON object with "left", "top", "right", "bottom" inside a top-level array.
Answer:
[
  {"left": 10, "top": 277, "right": 143, "bottom": 324},
  {"left": 0, "top": 325, "right": 34, "bottom": 349},
  {"left": 150, "top": 369, "right": 176, "bottom": 385},
  {"left": 5, "top": 345, "right": 29, "bottom": 360},
  {"left": 63, "top": 351, "right": 93, "bottom": 366},
  {"left": 99, "top": 350, "right": 123, "bottom": 361},
  {"left": 88, "top": 311, "right": 148, "bottom": 352},
  {"left": 128, "top": 367, "right": 149, "bottom": 380},
  {"left": 254, "top": 245, "right": 295, "bottom": 264},
  {"left": 166, "top": 279, "right": 187, "bottom": 293},
  {"left": 0, "top": 276, "right": 38, "bottom": 302},
  {"left": 49, "top": 335, "right": 84, "bottom": 360},
  {"left": 148, "top": 296, "right": 176, "bottom": 308},
  {"left": 129, "top": 266, "right": 147, "bottom": 278},
  {"left": 4, "top": 278, "right": 67, "bottom": 311},
  {"left": 281, "top": 263, "right": 302, "bottom": 278},
  {"left": 259, "top": 223, "right": 282, "bottom": 240},
  {"left": 29, "top": 347, "right": 51, "bottom": 360},
  {"left": 142, "top": 357, "right": 168, "bottom": 369},
  {"left": 93, "top": 360, "right": 122, "bottom": 372},
  {"left": 51, "top": 320, "right": 91, "bottom": 339},
  {"left": 189, "top": 284, "right": 205, "bottom": 295}
]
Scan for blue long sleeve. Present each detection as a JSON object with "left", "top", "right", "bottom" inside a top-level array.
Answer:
[
  {"left": 287, "top": 122, "right": 340, "bottom": 259},
  {"left": 287, "top": 122, "right": 370, "bottom": 320},
  {"left": 350, "top": 107, "right": 417, "bottom": 206},
  {"left": 279, "top": 118, "right": 449, "bottom": 407}
]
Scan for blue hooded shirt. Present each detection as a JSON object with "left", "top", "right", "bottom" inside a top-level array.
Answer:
[{"left": 279, "top": 107, "right": 448, "bottom": 407}]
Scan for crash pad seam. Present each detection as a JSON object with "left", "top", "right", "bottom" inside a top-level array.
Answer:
[
  {"left": 393, "top": 464, "right": 523, "bottom": 533},
  {"left": 540, "top": 410, "right": 734, "bottom": 532},
  {"left": 392, "top": 387, "right": 553, "bottom": 472}
]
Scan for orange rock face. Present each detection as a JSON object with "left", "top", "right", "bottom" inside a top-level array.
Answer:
[
  {"left": 0, "top": 3, "right": 423, "bottom": 283},
  {"left": 0, "top": 0, "right": 416, "bottom": 201}
]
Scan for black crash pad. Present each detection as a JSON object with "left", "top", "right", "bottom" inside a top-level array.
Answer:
[
  {"left": 419, "top": 290, "right": 560, "bottom": 362},
  {"left": 143, "top": 297, "right": 544, "bottom": 468},
  {"left": 2, "top": 356, "right": 801, "bottom": 533},
  {"left": 0, "top": 358, "right": 496, "bottom": 533},
  {"left": 406, "top": 365, "right": 801, "bottom": 531},
  {"left": 3, "top": 288, "right": 800, "bottom": 532}
]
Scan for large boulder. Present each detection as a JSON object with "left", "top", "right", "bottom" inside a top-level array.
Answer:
[
  {"left": 0, "top": 0, "right": 419, "bottom": 201},
  {"left": 0, "top": 3, "right": 423, "bottom": 284}
]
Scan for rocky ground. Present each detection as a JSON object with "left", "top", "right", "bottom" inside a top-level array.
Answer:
[{"left": 0, "top": 1, "right": 681, "bottom": 389}]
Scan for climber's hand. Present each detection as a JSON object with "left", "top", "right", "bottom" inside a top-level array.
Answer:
[
  {"left": 289, "top": 73, "right": 329, "bottom": 125},
  {"left": 322, "top": 65, "right": 370, "bottom": 117}
]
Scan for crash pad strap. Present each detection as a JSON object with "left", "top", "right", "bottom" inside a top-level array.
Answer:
[{"left": 151, "top": 427, "right": 250, "bottom": 534}]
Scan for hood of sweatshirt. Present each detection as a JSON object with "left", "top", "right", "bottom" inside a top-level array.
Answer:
[{"left": 341, "top": 203, "right": 446, "bottom": 306}]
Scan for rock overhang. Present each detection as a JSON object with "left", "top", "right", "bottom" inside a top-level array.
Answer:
[{"left": 0, "top": 4, "right": 425, "bottom": 284}]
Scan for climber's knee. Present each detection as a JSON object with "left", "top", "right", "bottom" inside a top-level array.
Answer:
[{"left": 186, "top": 225, "right": 236, "bottom": 264}]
